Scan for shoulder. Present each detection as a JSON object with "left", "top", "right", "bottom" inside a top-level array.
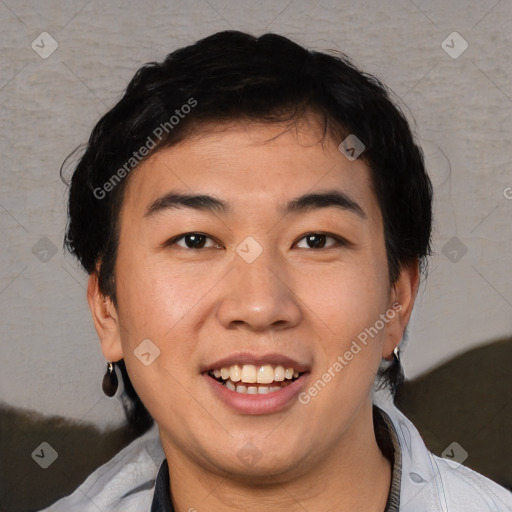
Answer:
[
  {"left": 38, "top": 423, "right": 164, "bottom": 512},
  {"left": 430, "top": 453, "right": 512, "bottom": 511},
  {"left": 373, "top": 389, "right": 512, "bottom": 512}
]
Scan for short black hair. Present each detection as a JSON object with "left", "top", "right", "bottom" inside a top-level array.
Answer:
[{"left": 63, "top": 30, "right": 432, "bottom": 432}]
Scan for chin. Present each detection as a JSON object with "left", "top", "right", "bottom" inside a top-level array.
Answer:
[{"left": 204, "top": 443, "right": 309, "bottom": 483}]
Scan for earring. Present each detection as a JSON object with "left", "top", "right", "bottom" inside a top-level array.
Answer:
[
  {"left": 102, "top": 361, "right": 118, "bottom": 397},
  {"left": 393, "top": 345, "right": 400, "bottom": 363}
]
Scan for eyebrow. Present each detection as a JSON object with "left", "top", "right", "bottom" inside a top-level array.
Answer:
[
  {"left": 285, "top": 190, "right": 366, "bottom": 219},
  {"left": 144, "top": 192, "right": 227, "bottom": 217},
  {"left": 144, "top": 189, "right": 366, "bottom": 219}
]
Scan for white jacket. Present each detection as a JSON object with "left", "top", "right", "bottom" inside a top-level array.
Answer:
[{"left": 41, "top": 390, "right": 512, "bottom": 511}]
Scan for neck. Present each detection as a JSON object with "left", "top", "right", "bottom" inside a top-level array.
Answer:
[{"left": 162, "top": 401, "right": 392, "bottom": 512}]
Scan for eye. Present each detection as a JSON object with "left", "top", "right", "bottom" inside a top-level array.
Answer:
[
  {"left": 295, "top": 233, "right": 343, "bottom": 249},
  {"left": 172, "top": 233, "right": 221, "bottom": 249}
]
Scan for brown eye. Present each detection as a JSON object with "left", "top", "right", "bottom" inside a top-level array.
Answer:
[
  {"left": 174, "top": 233, "right": 219, "bottom": 249},
  {"left": 295, "top": 233, "right": 341, "bottom": 249}
]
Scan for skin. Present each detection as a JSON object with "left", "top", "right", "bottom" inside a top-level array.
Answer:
[{"left": 88, "top": 117, "right": 419, "bottom": 512}]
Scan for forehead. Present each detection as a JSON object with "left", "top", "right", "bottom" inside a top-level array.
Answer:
[{"left": 120, "top": 120, "right": 380, "bottom": 225}]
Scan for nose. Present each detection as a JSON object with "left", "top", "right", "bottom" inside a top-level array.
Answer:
[{"left": 217, "top": 249, "right": 302, "bottom": 332}]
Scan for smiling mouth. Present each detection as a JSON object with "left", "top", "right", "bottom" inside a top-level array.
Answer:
[{"left": 207, "top": 363, "right": 304, "bottom": 394}]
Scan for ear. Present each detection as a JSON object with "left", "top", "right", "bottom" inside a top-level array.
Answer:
[
  {"left": 87, "top": 272, "right": 124, "bottom": 362},
  {"left": 382, "top": 259, "right": 420, "bottom": 360}
]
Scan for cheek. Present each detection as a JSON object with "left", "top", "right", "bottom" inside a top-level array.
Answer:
[
  {"left": 114, "top": 254, "right": 204, "bottom": 426},
  {"left": 301, "top": 269, "right": 390, "bottom": 410},
  {"left": 300, "top": 258, "right": 390, "bottom": 340},
  {"left": 113, "top": 249, "right": 213, "bottom": 398},
  {"left": 115, "top": 248, "right": 203, "bottom": 341},
  {"left": 298, "top": 257, "right": 391, "bottom": 408}
]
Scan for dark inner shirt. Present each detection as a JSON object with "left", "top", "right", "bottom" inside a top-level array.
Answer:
[{"left": 150, "top": 405, "right": 402, "bottom": 512}]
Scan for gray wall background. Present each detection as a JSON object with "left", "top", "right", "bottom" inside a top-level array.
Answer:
[{"left": 1, "top": 0, "right": 511, "bottom": 430}]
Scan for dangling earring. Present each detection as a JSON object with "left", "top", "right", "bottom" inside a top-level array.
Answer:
[
  {"left": 393, "top": 345, "right": 400, "bottom": 363},
  {"left": 102, "top": 361, "right": 118, "bottom": 397}
]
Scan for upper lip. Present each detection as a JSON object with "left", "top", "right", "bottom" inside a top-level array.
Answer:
[{"left": 202, "top": 352, "right": 311, "bottom": 373}]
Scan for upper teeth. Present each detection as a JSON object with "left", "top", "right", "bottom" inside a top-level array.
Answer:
[{"left": 212, "top": 364, "right": 300, "bottom": 384}]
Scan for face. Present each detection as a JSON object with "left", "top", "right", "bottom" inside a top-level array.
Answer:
[{"left": 90, "top": 118, "right": 414, "bottom": 482}]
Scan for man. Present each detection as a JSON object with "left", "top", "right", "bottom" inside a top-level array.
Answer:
[{"left": 43, "top": 31, "right": 511, "bottom": 511}]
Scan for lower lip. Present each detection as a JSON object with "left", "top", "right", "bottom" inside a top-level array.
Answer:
[{"left": 203, "top": 373, "right": 309, "bottom": 415}]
